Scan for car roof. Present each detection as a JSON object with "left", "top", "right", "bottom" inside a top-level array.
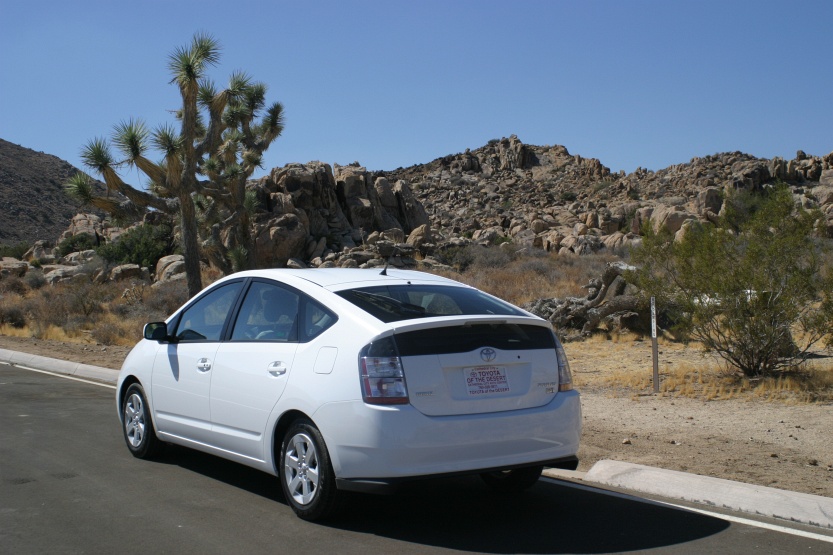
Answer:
[{"left": 225, "top": 268, "right": 466, "bottom": 291}]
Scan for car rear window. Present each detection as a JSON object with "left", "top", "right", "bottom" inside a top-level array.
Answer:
[
  {"left": 335, "top": 284, "right": 526, "bottom": 323},
  {"left": 394, "top": 323, "right": 556, "bottom": 356}
]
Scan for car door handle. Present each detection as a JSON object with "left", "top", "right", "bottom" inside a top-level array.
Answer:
[
  {"left": 197, "top": 358, "right": 212, "bottom": 372},
  {"left": 267, "top": 361, "right": 286, "bottom": 377}
]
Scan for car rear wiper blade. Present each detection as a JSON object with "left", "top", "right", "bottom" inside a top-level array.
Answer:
[{"left": 351, "top": 290, "right": 426, "bottom": 316}]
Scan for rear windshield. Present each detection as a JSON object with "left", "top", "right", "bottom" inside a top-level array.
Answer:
[
  {"left": 394, "top": 323, "right": 556, "bottom": 356},
  {"left": 335, "top": 284, "right": 526, "bottom": 323}
]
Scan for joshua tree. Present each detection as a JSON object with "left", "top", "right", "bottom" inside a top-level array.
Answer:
[{"left": 66, "top": 33, "right": 284, "bottom": 296}]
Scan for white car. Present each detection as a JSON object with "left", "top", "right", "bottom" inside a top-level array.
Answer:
[{"left": 117, "top": 268, "right": 581, "bottom": 520}]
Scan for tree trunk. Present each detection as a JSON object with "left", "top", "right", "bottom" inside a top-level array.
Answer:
[{"left": 178, "top": 191, "right": 203, "bottom": 297}]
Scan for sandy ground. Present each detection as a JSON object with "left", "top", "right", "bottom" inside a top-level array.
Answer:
[{"left": 1, "top": 333, "right": 831, "bottom": 498}]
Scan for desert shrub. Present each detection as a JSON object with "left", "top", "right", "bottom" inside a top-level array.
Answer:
[
  {"left": 24, "top": 271, "right": 47, "bottom": 290},
  {"left": 96, "top": 223, "right": 175, "bottom": 269},
  {"left": 552, "top": 252, "right": 621, "bottom": 292},
  {"left": 514, "top": 256, "right": 563, "bottom": 282},
  {"left": 0, "top": 276, "right": 28, "bottom": 296},
  {"left": 631, "top": 185, "right": 833, "bottom": 377},
  {"left": 560, "top": 191, "right": 577, "bottom": 202},
  {"left": 23, "top": 290, "right": 71, "bottom": 337},
  {"left": 57, "top": 233, "right": 97, "bottom": 257},
  {"left": 435, "top": 244, "right": 516, "bottom": 272},
  {"left": 91, "top": 323, "right": 121, "bottom": 345},
  {"left": 0, "top": 242, "right": 30, "bottom": 259},
  {"left": 0, "top": 303, "right": 27, "bottom": 328},
  {"left": 62, "top": 280, "right": 118, "bottom": 319},
  {"left": 143, "top": 279, "right": 190, "bottom": 319},
  {"left": 593, "top": 181, "right": 613, "bottom": 193}
]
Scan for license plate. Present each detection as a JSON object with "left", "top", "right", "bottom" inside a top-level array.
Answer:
[{"left": 465, "top": 366, "right": 510, "bottom": 396}]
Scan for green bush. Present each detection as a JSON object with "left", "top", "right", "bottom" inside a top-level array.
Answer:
[
  {"left": 96, "top": 223, "right": 175, "bottom": 269},
  {"left": 560, "top": 191, "right": 577, "bottom": 202},
  {"left": 0, "top": 242, "right": 29, "bottom": 259},
  {"left": 24, "top": 271, "right": 47, "bottom": 290},
  {"left": 630, "top": 185, "right": 833, "bottom": 377},
  {"left": 57, "top": 233, "right": 97, "bottom": 257}
]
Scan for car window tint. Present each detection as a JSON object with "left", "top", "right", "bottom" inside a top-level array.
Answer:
[
  {"left": 336, "top": 285, "right": 526, "bottom": 323},
  {"left": 301, "top": 297, "right": 337, "bottom": 341},
  {"left": 231, "top": 281, "right": 300, "bottom": 342},
  {"left": 175, "top": 282, "right": 244, "bottom": 341}
]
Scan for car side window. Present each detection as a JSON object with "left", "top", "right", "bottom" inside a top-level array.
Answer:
[
  {"left": 231, "top": 281, "right": 300, "bottom": 342},
  {"left": 174, "top": 282, "right": 244, "bottom": 341},
  {"left": 301, "top": 297, "right": 337, "bottom": 341}
]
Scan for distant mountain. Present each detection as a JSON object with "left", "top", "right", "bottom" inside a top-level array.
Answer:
[
  {"left": 0, "top": 139, "right": 91, "bottom": 247},
  {"left": 2, "top": 135, "right": 830, "bottom": 256}
]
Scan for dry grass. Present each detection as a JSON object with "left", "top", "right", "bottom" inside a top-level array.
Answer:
[
  {"left": 588, "top": 352, "right": 833, "bottom": 403},
  {"left": 429, "top": 250, "right": 621, "bottom": 306},
  {"left": 0, "top": 274, "right": 188, "bottom": 346}
]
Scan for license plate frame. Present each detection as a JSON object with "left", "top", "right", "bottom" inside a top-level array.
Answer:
[{"left": 465, "top": 366, "right": 510, "bottom": 396}]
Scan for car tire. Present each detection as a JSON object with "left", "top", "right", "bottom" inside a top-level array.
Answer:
[
  {"left": 279, "top": 419, "right": 341, "bottom": 521},
  {"left": 480, "top": 465, "right": 543, "bottom": 492},
  {"left": 121, "top": 383, "right": 165, "bottom": 459}
]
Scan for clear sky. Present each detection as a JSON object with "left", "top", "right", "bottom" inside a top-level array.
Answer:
[{"left": 2, "top": 0, "right": 831, "bottom": 182}]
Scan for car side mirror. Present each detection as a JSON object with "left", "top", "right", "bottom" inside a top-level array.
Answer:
[{"left": 144, "top": 322, "right": 173, "bottom": 342}]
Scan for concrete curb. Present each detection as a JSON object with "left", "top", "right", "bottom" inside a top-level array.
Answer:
[
  {"left": 581, "top": 459, "right": 833, "bottom": 530},
  {"left": 0, "top": 347, "right": 119, "bottom": 384}
]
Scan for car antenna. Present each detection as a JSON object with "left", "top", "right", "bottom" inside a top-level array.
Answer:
[{"left": 380, "top": 246, "right": 401, "bottom": 276}]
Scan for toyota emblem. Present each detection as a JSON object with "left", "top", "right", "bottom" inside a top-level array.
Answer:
[{"left": 480, "top": 348, "right": 497, "bottom": 362}]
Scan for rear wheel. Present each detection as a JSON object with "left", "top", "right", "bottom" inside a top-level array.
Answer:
[
  {"left": 279, "top": 419, "right": 341, "bottom": 521},
  {"left": 480, "top": 466, "right": 543, "bottom": 492},
  {"left": 122, "top": 383, "right": 165, "bottom": 459}
]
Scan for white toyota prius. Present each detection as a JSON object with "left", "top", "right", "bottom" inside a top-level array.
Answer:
[{"left": 117, "top": 268, "right": 581, "bottom": 520}]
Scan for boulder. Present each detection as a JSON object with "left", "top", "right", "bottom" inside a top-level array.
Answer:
[
  {"left": 406, "top": 224, "right": 433, "bottom": 250},
  {"left": 392, "top": 180, "right": 430, "bottom": 232},
  {"left": 651, "top": 205, "right": 694, "bottom": 234},
  {"left": 696, "top": 187, "right": 723, "bottom": 215},
  {"left": 44, "top": 265, "right": 86, "bottom": 285},
  {"left": 0, "top": 257, "right": 28, "bottom": 277},
  {"left": 110, "top": 264, "right": 145, "bottom": 282},
  {"left": 63, "top": 250, "right": 99, "bottom": 266},
  {"left": 254, "top": 214, "right": 308, "bottom": 267},
  {"left": 155, "top": 254, "right": 185, "bottom": 282},
  {"left": 23, "top": 240, "right": 54, "bottom": 263}
]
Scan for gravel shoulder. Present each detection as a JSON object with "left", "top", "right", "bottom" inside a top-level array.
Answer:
[{"left": 2, "top": 333, "right": 831, "bottom": 498}]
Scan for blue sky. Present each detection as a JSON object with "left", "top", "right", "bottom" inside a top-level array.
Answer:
[{"left": 2, "top": 0, "right": 831, "bottom": 182}]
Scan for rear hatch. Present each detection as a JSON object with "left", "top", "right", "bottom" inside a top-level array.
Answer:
[{"left": 393, "top": 317, "right": 560, "bottom": 416}]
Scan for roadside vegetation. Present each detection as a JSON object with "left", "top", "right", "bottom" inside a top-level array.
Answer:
[
  {"left": 630, "top": 185, "right": 833, "bottom": 378},
  {"left": 1, "top": 203, "right": 831, "bottom": 402}
]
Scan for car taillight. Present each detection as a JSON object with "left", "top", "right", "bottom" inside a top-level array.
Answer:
[
  {"left": 359, "top": 336, "right": 409, "bottom": 405},
  {"left": 555, "top": 338, "right": 573, "bottom": 392}
]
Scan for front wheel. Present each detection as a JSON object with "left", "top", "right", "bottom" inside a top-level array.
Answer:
[
  {"left": 121, "top": 383, "right": 165, "bottom": 459},
  {"left": 279, "top": 419, "right": 341, "bottom": 521},
  {"left": 480, "top": 466, "right": 543, "bottom": 492}
]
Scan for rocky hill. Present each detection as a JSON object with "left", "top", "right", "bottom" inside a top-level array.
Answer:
[
  {"left": 0, "top": 139, "right": 97, "bottom": 247},
  {"left": 1, "top": 135, "right": 832, "bottom": 288},
  {"left": 379, "top": 135, "right": 833, "bottom": 255}
]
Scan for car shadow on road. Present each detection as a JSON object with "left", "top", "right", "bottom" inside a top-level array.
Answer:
[
  {"left": 156, "top": 445, "right": 729, "bottom": 554},
  {"left": 328, "top": 477, "right": 730, "bottom": 554}
]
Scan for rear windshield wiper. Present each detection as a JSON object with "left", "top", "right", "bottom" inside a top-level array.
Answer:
[{"left": 351, "top": 290, "right": 426, "bottom": 316}]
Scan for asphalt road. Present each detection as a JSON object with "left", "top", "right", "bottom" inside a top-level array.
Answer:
[{"left": 1, "top": 364, "right": 831, "bottom": 554}]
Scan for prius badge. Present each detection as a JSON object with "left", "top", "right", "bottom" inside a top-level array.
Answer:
[{"left": 480, "top": 347, "right": 497, "bottom": 362}]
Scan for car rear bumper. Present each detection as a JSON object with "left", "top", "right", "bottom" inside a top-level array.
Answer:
[
  {"left": 313, "top": 389, "right": 581, "bottom": 484},
  {"left": 335, "top": 455, "right": 579, "bottom": 494}
]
